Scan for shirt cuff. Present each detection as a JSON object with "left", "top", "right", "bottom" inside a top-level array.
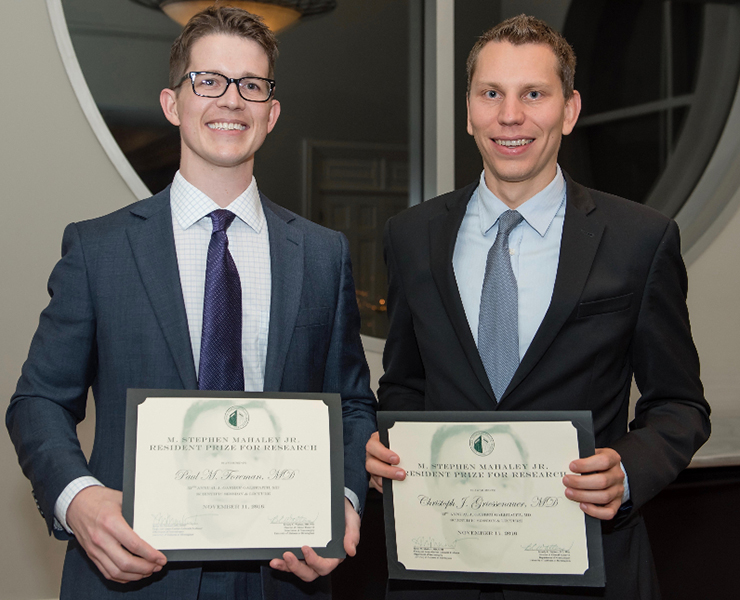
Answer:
[
  {"left": 344, "top": 486, "right": 361, "bottom": 516},
  {"left": 54, "top": 476, "right": 104, "bottom": 534},
  {"left": 620, "top": 461, "right": 631, "bottom": 505}
]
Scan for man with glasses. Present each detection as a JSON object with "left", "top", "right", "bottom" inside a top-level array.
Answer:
[{"left": 7, "top": 6, "right": 375, "bottom": 600}]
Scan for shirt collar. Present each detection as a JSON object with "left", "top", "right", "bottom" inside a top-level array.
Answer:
[
  {"left": 170, "top": 170, "right": 265, "bottom": 233},
  {"left": 476, "top": 165, "right": 566, "bottom": 237}
]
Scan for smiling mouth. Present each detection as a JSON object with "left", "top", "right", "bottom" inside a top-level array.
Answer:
[
  {"left": 208, "top": 122, "right": 246, "bottom": 131},
  {"left": 495, "top": 139, "right": 533, "bottom": 147}
]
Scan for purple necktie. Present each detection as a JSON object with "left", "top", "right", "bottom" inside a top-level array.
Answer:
[{"left": 198, "top": 210, "right": 244, "bottom": 391}]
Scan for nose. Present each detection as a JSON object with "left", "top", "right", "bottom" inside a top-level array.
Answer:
[
  {"left": 498, "top": 95, "right": 525, "bottom": 126},
  {"left": 217, "top": 81, "right": 246, "bottom": 109}
]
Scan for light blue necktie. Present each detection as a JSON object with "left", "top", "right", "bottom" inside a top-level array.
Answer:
[{"left": 478, "top": 210, "right": 524, "bottom": 401}]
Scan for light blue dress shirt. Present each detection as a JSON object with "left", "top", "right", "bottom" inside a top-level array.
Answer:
[{"left": 453, "top": 167, "right": 566, "bottom": 359}]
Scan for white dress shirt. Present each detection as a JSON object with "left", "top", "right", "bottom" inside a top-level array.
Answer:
[
  {"left": 54, "top": 172, "right": 272, "bottom": 531},
  {"left": 171, "top": 171, "right": 271, "bottom": 388},
  {"left": 55, "top": 173, "right": 361, "bottom": 530}
]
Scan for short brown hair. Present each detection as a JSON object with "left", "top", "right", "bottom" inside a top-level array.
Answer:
[
  {"left": 168, "top": 5, "right": 279, "bottom": 89},
  {"left": 466, "top": 14, "right": 576, "bottom": 99}
]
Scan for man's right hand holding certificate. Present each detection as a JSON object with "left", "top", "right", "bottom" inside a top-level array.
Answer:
[{"left": 366, "top": 432, "right": 625, "bottom": 520}]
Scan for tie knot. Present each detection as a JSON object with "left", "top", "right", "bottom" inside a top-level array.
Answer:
[
  {"left": 208, "top": 209, "right": 236, "bottom": 233},
  {"left": 497, "top": 210, "right": 523, "bottom": 237}
]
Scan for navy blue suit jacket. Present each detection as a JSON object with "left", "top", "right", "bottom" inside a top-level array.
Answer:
[{"left": 7, "top": 187, "right": 377, "bottom": 599}]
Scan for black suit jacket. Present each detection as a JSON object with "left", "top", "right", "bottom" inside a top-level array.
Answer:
[{"left": 378, "top": 175, "right": 710, "bottom": 599}]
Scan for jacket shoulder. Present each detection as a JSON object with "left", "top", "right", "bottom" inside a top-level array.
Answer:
[
  {"left": 570, "top": 178, "right": 671, "bottom": 227},
  {"left": 387, "top": 183, "right": 477, "bottom": 232},
  {"left": 73, "top": 187, "right": 171, "bottom": 236},
  {"left": 260, "top": 193, "right": 345, "bottom": 244}
]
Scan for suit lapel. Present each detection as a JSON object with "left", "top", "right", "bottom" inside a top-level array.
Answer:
[
  {"left": 429, "top": 183, "right": 497, "bottom": 403},
  {"left": 500, "top": 176, "right": 604, "bottom": 404},
  {"left": 126, "top": 188, "right": 197, "bottom": 389},
  {"left": 262, "top": 195, "right": 304, "bottom": 391}
]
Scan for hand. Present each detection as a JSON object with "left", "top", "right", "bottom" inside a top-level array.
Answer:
[
  {"left": 66, "top": 486, "right": 167, "bottom": 583},
  {"left": 269, "top": 497, "right": 360, "bottom": 582},
  {"left": 562, "top": 447, "right": 625, "bottom": 520},
  {"left": 365, "top": 431, "right": 406, "bottom": 493}
]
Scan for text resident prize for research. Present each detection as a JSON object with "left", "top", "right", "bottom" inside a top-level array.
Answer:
[
  {"left": 378, "top": 411, "right": 605, "bottom": 587},
  {"left": 122, "top": 390, "right": 346, "bottom": 562}
]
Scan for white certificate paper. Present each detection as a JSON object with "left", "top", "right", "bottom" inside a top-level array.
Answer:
[
  {"left": 123, "top": 391, "right": 345, "bottom": 561},
  {"left": 379, "top": 412, "right": 604, "bottom": 587}
]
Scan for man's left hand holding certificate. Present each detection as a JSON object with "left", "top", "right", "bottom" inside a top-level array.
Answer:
[{"left": 122, "top": 390, "right": 347, "bottom": 564}]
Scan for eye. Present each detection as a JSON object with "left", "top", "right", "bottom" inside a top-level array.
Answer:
[
  {"left": 526, "top": 91, "right": 541, "bottom": 100},
  {"left": 485, "top": 90, "right": 499, "bottom": 99}
]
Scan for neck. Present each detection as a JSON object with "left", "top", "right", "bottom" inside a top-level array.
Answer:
[
  {"left": 179, "top": 159, "right": 255, "bottom": 208},
  {"left": 483, "top": 165, "right": 557, "bottom": 209}
]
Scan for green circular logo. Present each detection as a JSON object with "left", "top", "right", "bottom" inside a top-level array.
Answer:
[
  {"left": 225, "top": 406, "right": 249, "bottom": 430},
  {"left": 469, "top": 431, "right": 494, "bottom": 456}
]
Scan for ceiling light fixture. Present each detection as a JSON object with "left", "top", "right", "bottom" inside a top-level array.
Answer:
[{"left": 131, "top": 0, "right": 337, "bottom": 32}]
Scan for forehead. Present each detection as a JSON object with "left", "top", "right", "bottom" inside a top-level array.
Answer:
[
  {"left": 187, "top": 33, "right": 270, "bottom": 77},
  {"left": 473, "top": 41, "right": 560, "bottom": 86}
]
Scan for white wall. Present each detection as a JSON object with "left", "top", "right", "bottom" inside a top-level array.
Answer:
[
  {"left": 685, "top": 179, "right": 740, "bottom": 465},
  {"left": 0, "top": 2, "right": 138, "bottom": 598}
]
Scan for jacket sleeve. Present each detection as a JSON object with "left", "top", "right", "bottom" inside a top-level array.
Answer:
[
  {"left": 377, "top": 218, "right": 427, "bottom": 412},
  {"left": 6, "top": 222, "right": 97, "bottom": 535},
  {"left": 611, "top": 219, "right": 711, "bottom": 511},
  {"left": 322, "top": 232, "right": 377, "bottom": 514}
]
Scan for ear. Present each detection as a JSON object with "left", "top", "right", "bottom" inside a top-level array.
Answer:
[
  {"left": 562, "top": 90, "right": 581, "bottom": 136},
  {"left": 160, "top": 88, "right": 181, "bottom": 127},
  {"left": 266, "top": 99, "right": 281, "bottom": 134},
  {"left": 466, "top": 96, "right": 473, "bottom": 136}
]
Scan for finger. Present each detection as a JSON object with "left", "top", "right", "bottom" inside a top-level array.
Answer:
[
  {"left": 563, "top": 469, "right": 623, "bottom": 491},
  {"left": 344, "top": 507, "right": 360, "bottom": 557},
  {"left": 115, "top": 521, "right": 167, "bottom": 565},
  {"left": 366, "top": 432, "right": 401, "bottom": 465},
  {"left": 366, "top": 455, "right": 406, "bottom": 481},
  {"left": 565, "top": 485, "right": 623, "bottom": 507},
  {"left": 369, "top": 474, "right": 384, "bottom": 493},
  {"left": 303, "top": 546, "right": 341, "bottom": 577},
  {"left": 87, "top": 545, "right": 154, "bottom": 584},
  {"left": 96, "top": 514, "right": 166, "bottom": 578},
  {"left": 78, "top": 520, "right": 161, "bottom": 582},
  {"left": 344, "top": 499, "right": 360, "bottom": 557},
  {"left": 269, "top": 558, "right": 290, "bottom": 573},
  {"left": 578, "top": 498, "right": 622, "bottom": 520},
  {"left": 569, "top": 448, "right": 620, "bottom": 473},
  {"left": 95, "top": 540, "right": 164, "bottom": 582},
  {"left": 281, "top": 550, "right": 319, "bottom": 582}
]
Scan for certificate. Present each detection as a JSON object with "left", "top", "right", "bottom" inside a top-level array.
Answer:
[
  {"left": 122, "top": 390, "right": 346, "bottom": 562},
  {"left": 378, "top": 411, "right": 604, "bottom": 587}
]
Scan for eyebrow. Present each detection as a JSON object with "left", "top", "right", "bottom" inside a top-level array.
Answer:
[
  {"left": 193, "top": 70, "right": 268, "bottom": 79},
  {"left": 474, "top": 80, "right": 555, "bottom": 89}
]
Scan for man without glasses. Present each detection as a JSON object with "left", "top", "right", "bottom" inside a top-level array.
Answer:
[
  {"left": 367, "top": 14, "right": 710, "bottom": 599},
  {"left": 7, "top": 7, "right": 375, "bottom": 600}
]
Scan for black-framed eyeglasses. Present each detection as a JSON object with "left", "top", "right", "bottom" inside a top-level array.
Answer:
[{"left": 177, "top": 71, "right": 276, "bottom": 103}]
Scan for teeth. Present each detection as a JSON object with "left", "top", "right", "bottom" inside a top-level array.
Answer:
[
  {"left": 208, "top": 122, "right": 246, "bottom": 131},
  {"left": 495, "top": 139, "right": 532, "bottom": 147}
]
